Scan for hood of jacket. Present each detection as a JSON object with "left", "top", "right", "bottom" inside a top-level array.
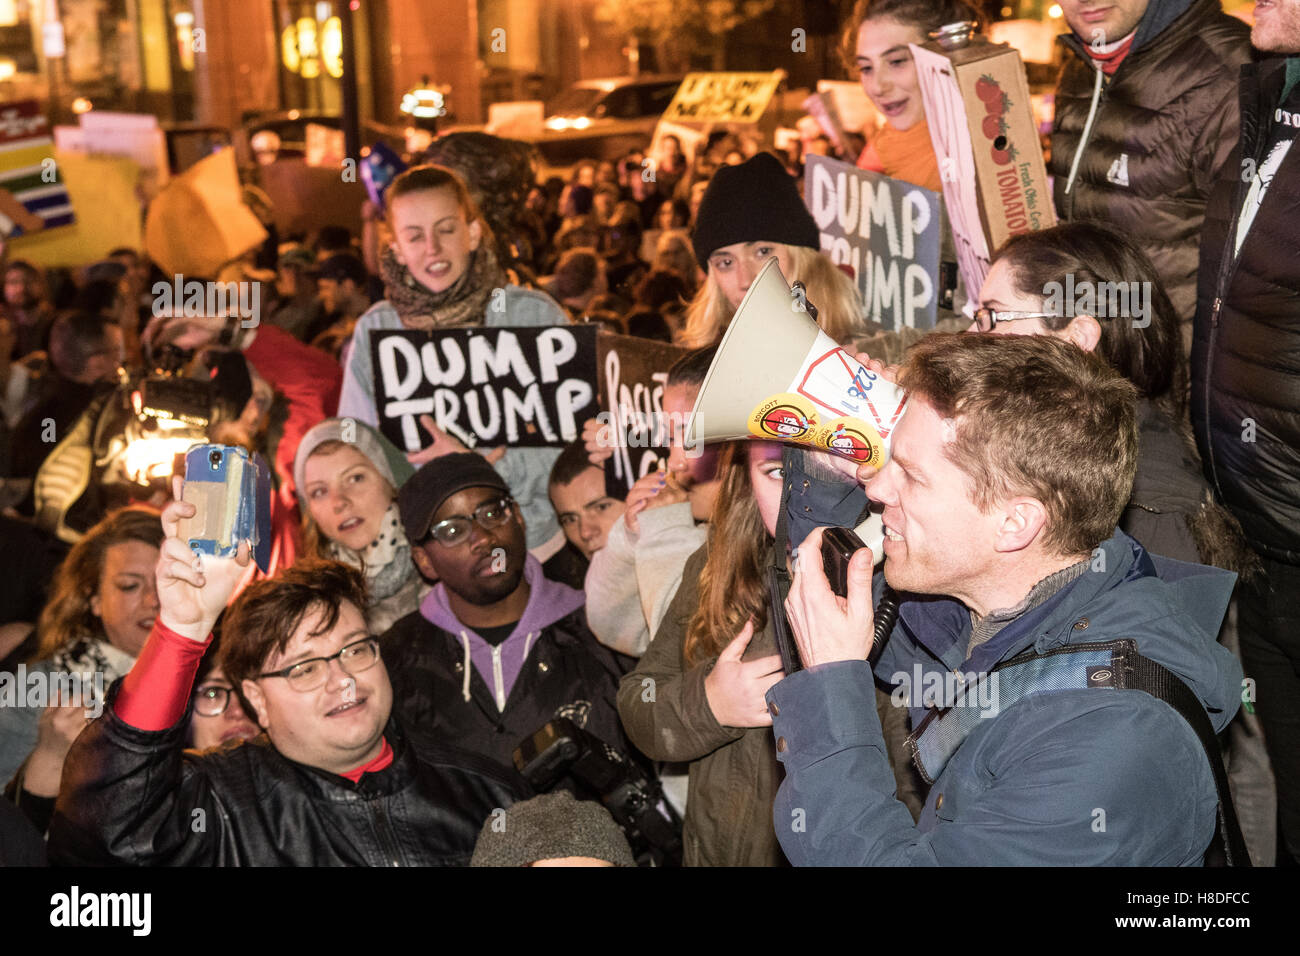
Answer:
[
  {"left": 891, "top": 529, "right": 1239, "bottom": 732},
  {"left": 420, "top": 554, "right": 586, "bottom": 707},
  {"left": 1059, "top": 0, "right": 1199, "bottom": 58}
]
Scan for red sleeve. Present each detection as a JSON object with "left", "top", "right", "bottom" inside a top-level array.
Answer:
[
  {"left": 242, "top": 324, "right": 343, "bottom": 493},
  {"left": 115, "top": 620, "right": 211, "bottom": 731}
]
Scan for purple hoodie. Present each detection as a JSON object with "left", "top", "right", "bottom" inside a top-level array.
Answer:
[{"left": 420, "top": 554, "right": 586, "bottom": 709}]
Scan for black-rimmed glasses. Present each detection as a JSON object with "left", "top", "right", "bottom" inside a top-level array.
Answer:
[
  {"left": 971, "top": 307, "right": 1060, "bottom": 332},
  {"left": 426, "top": 496, "right": 515, "bottom": 547},
  {"left": 256, "top": 636, "right": 381, "bottom": 692}
]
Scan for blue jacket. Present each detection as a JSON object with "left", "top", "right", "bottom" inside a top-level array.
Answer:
[{"left": 767, "top": 530, "right": 1241, "bottom": 865}]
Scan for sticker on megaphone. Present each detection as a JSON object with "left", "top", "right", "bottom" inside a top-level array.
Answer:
[{"left": 746, "top": 331, "right": 908, "bottom": 467}]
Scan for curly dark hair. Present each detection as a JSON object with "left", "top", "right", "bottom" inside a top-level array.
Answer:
[{"left": 422, "top": 132, "right": 539, "bottom": 266}]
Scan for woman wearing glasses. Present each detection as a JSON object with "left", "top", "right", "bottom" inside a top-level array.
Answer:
[
  {"left": 188, "top": 637, "right": 260, "bottom": 752},
  {"left": 293, "top": 418, "right": 426, "bottom": 635},
  {"left": 972, "top": 221, "right": 1255, "bottom": 575}
]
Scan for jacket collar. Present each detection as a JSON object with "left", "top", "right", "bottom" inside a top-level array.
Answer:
[
  {"left": 1058, "top": 0, "right": 1208, "bottom": 64},
  {"left": 897, "top": 530, "right": 1156, "bottom": 674},
  {"left": 289, "top": 718, "right": 415, "bottom": 800}
]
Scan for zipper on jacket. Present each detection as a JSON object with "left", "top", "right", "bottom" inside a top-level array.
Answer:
[{"left": 370, "top": 797, "right": 402, "bottom": 867}]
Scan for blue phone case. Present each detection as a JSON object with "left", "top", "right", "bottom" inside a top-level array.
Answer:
[{"left": 182, "top": 444, "right": 272, "bottom": 572}]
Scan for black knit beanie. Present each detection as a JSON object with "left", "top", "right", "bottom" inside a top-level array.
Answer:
[
  {"left": 691, "top": 152, "right": 820, "bottom": 268},
  {"left": 470, "top": 792, "right": 636, "bottom": 867}
]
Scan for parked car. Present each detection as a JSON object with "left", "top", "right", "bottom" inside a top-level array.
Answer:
[{"left": 532, "top": 74, "right": 683, "bottom": 166}]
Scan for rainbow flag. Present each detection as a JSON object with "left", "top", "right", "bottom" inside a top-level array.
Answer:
[{"left": 0, "top": 100, "right": 74, "bottom": 237}]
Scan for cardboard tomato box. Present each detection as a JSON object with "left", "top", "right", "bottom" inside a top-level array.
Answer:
[{"left": 912, "top": 33, "right": 1055, "bottom": 298}]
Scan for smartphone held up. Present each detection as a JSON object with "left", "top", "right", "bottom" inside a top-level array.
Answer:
[{"left": 174, "top": 444, "right": 273, "bottom": 572}]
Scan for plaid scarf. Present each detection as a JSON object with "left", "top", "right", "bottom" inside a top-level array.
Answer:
[{"left": 379, "top": 243, "right": 508, "bottom": 330}]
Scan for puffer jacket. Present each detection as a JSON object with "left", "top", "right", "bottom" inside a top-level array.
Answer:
[
  {"left": 1192, "top": 57, "right": 1300, "bottom": 566},
  {"left": 336, "top": 287, "right": 566, "bottom": 551},
  {"left": 47, "top": 681, "right": 527, "bottom": 866},
  {"left": 1050, "top": 0, "right": 1251, "bottom": 331},
  {"left": 380, "top": 556, "right": 633, "bottom": 770},
  {"left": 769, "top": 530, "right": 1241, "bottom": 865},
  {"left": 618, "top": 543, "right": 924, "bottom": 866}
]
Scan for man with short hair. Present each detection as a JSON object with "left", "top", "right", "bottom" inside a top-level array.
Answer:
[
  {"left": 1193, "top": 0, "right": 1300, "bottom": 865},
  {"left": 380, "top": 453, "right": 631, "bottom": 772},
  {"left": 49, "top": 495, "right": 523, "bottom": 866},
  {"left": 548, "top": 442, "right": 626, "bottom": 563},
  {"left": 770, "top": 333, "right": 1242, "bottom": 865},
  {"left": 305, "top": 253, "right": 372, "bottom": 344},
  {"left": 1050, "top": 0, "right": 1251, "bottom": 348}
]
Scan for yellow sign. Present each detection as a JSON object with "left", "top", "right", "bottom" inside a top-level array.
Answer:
[{"left": 661, "top": 71, "right": 784, "bottom": 124}]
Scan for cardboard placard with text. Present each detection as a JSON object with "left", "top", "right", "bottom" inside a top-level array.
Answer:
[
  {"left": 661, "top": 72, "right": 784, "bottom": 124},
  {"left": 370, "top": 325, "right": 599, "bottom": 455},
  {"left": 596, "top": 332, "right": 690, "bottom": 498},
  {"left": 804, "top": 155, "right": 942, "bottom": 331},
  {"left": 912, "top": 38, "right": 1054, "bottom": 301}
]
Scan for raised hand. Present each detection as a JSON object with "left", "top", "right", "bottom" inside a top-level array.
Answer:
[
  {"left": 623, "top": 468, "right": 687, "bottom": 535},
  {"left": 406, "top": 414, "right": 506, "bottom": 466},
  {"left": 157, "top": 475, "right": 251, "bottom": 642},
  {"left": 582, "top": 416, "right": 615, "bottom": 466}
]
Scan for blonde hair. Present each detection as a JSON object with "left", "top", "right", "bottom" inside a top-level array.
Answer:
[
  {"left": 679, "top": 244, "right": 865, "bottom": 348},
  {"left": 298, "top": 439, "right": 398, "bottom": 558}
]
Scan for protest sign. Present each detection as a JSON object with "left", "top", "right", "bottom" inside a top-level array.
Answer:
[
  {"left": 145, "top": 147, "right": 266, "bottom": 278},
  {"left": 371, "top": 325, "right": 599, "bottom": 454},
  {"left": 912, "top": 37, "right": 1054, "bottom": 301},
  {"left": 596, "top": 332, "right": 690, "bottom": 498},
  {"left": 13, "top": 151, "right": 140, "bottom": 266},
  {"left": 661, "top": 71, "right": 783, "bottom": 124},
  {"left": 804, "top": 155, "right": 942, "bottom": 331},
  {"left": 0, "top": 100, "right": 74, "bottom": 237}
]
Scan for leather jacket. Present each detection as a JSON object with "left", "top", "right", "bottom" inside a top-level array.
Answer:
[{"left": 47, "top": 680, "right": 527, "bottom": 866}]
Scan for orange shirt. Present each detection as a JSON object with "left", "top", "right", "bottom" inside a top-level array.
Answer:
[{"left": 857, "top": 119, "right": 944, "bottom": 193}]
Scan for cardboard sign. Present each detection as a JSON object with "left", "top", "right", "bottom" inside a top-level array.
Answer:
[
  {"left": 145, "top": 147, "right": 266, "bottom": 278},
  {"left": 805, "top": 155, "right": 942, "bottom": 331},
  {"left": 0, "top": 100, "right": 74, "bottom": 237},
  {"left": 77, "top": 111, "right": 170, "bottom": 197},
  {"left": 661, "top": 71, "right": 783, "bottom": 124},
  {"left": 596, "top": 332, "right": 690, "bottom": 498},
  {"left": 371, "top": 325, "right": 599, "bottom": 454},
  {"left": 912, "top": 38, "right": 1054, "bottom": 300},
  {"left": 11, "top": 151, "right": 140, "bottom": 266}
]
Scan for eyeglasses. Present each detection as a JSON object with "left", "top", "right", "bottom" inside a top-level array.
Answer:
[
  {"left": 425, "top": 496, "right": 514, "bottom": 547},
  {"left": 257, "top": 636, "right": 381, "bottom": 692},
  {"left": 971, "top": 307, "right": 1059, "bottom": 332},
  {"left": 193, "top": 683, "right": 237, "bottom": 717}
]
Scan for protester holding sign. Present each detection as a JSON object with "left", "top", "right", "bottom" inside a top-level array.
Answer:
[
  {"left": 843, "top": 0, "right": 984, "bottom": 193},
  {"left": 838, "top": 0, "right": 982, "bottom": 352},
  {"left": 679, "top": 153, "right": 865, "bottom": 350},
  {"left": 336, "top": 165, "right": 571, "bottom": 561}
]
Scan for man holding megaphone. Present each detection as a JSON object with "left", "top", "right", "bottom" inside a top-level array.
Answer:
[{"left": 765, "top": 332, "right": 1247, "bottom": 866}]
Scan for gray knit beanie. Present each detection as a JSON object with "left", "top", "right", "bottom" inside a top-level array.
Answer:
[
  {"left": 292, "top": 418, "right": 415, "bottom": 507},
  {"left": 470, "top": 792, "right": 636, "bottom": 867}
]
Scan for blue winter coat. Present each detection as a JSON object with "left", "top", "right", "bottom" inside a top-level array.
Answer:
[{"left": 767, "top": 530, "right": 1241, "bottom": 865}]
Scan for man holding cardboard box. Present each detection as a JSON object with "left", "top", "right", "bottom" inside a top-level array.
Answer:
[{"left": 1050, "top": 0, "right": 1251, "bottom": 351}]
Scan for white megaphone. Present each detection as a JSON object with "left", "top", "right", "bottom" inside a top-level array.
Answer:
[{"left": 686, "top": 256, "right": 910, "bottom": 562}]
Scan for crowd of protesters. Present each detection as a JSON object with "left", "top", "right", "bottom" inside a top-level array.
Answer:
[{"left": 0, "top": 0, "right": 1297, "bottom": 868}]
